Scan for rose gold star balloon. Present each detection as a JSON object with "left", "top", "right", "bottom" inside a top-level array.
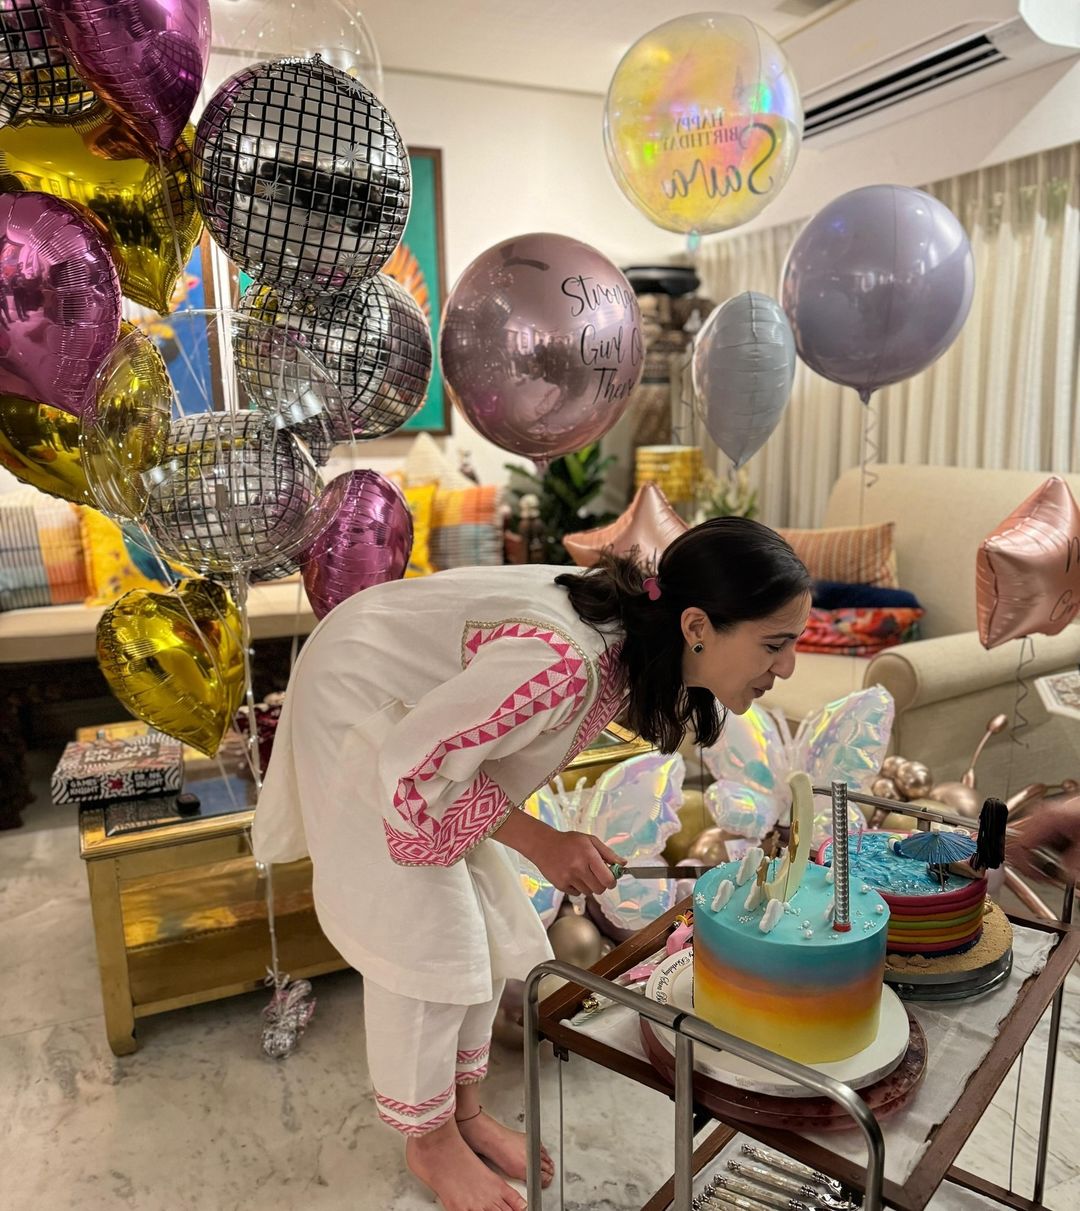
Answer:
[
  {"left": 563, "top": 481, "right": 688, "bottom": 568},
  {"left": 976, "top": 475, "right": 1080, "bottom": 649}
]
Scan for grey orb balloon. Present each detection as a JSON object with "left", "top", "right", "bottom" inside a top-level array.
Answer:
[
  {"left": 236, "top": 275, "right": 432, "bottom": 442},
  {"left": 144, "top": 413, "right": 321, "bottom": 575},
  {"left": 194, "top": 57, "right": 411, "bottom": 296},
  {"left": 692, "top": 291, "right": 795, "bottom": 468},
  {"left": 781, "top": 185, "right": 974, "bottom": 397}
]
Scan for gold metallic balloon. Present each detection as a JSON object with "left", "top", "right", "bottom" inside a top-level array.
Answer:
[
  {"left": 686, "top": 826, "right": 730, "bottom": 867},
  {"left": 894, "top": 760, "right": 934, "bottom": 801},
  {"left": 927, "top": 782, "right": 981, "bottom": 819},
  {"left": 0, "top": 394, "right": 94, "bottom": 504},
  {"left": 547, "top": 914, "right": 603, "bottom": 969},
  {"left": 96, "top": 577, "right": 245, "bottom": 757},
  {"left": 662, "top": 789, "right": 708, "bottom": 865},
  {"left": 0, "top": 106, "right": 201, "bottom": 312},
  {"left": 83, "top": 321, "right": 171, "bottom": 520}
]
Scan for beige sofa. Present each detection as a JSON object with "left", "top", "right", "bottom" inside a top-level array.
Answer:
[{"left": 760, "top": 464, "right": 1080, "bottom": 792}]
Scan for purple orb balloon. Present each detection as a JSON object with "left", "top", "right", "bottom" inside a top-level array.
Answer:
[
  {"left": 781, "top": 185, "right": 975, "bottom": 398},
  {"left": 301, "top": 470, "right": 413, "bottom": 620},
  {"left": 440, "top": 232, "right": 644, "bottom": 463},
  {"left": 42, "top": 0, "right": 210, "bottom": 150},
  {"left": 0, "top": 191, "right": 121, "bottom": 417}
]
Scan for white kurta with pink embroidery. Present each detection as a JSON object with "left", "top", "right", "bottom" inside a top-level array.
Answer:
[{"left": 253, "top": 565, "right": 627, "bottom": 1005}]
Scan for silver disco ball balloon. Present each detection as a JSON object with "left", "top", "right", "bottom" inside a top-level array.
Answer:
[
  {"left": 235, "top": 274, "right": 432, "bottom": 441},
  {"left": 143, "top": 412, "right": 322, "bottom": 576},
  {"left": 193, "top": 56, "right": 410, "bottom": 295}
]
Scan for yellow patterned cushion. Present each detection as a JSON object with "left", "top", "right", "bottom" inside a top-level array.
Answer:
[
  {"left": 80, "top": 508, "right": 168, "bottom": 606},
  {"left": 403, "top": 482, "right": 437, "bottom": 578},
  {"left": 777, "top": 522, "right": 898, "bottom": 588}
]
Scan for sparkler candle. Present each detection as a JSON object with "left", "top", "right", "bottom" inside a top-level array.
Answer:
[{"left": 831, "top": 780, "right": 852, "bottom": 931}]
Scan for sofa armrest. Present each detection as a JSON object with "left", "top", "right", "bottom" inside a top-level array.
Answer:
[{"left": 866, "top": 627, "right": 1079, "bottom": 712}]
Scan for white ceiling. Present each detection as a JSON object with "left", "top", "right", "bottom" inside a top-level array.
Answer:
[{"left": 209, "top": 1, "right": 836, "bottom": 96}]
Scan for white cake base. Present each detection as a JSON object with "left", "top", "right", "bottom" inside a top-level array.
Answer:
[{"left": 645, "top": 949, "right": 910, "bottom": 1097}]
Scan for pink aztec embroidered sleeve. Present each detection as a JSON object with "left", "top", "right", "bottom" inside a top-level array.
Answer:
[{"left": 377, "top": 624, "right": 590, "bottom": 867}]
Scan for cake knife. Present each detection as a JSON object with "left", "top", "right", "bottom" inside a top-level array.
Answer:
[
  {"left": 739, "top": 1145, "right": 848, "bottom": 1198},
  {"left": 608, "top": 862, "right": 714, "bottom": 879}
]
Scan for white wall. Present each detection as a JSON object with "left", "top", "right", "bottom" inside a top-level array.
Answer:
[
  {"left": 203, "top": 54, "right": 684, "bottom": 486},
  {"left": 711, "top": 57, "right": 1080, "bottom": 241}
]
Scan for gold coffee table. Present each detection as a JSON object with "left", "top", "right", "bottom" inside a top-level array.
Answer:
[{"left": 79, "top": 724, "right": 651, "bottom": 1055}]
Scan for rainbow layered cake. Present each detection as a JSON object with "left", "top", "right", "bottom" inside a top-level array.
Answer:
[
  {"left": 693, "top": 774, "right": 890, "bottom": 1064},
  {"left": 818, "top": 832, "right": 988, "bottom": 956}
]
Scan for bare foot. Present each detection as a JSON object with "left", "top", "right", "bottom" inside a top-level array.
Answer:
[
  {"left": 406, "top": 1120, "right": 526, "bottom": 1211},
  {"left": 458, "top": 1109, "right": 555, "bottom": 1189}
]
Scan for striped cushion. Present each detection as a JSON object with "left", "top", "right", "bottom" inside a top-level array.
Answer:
[
  {"left": 778, "top": 522, "right": 898, "bottom": 588},
  {"left": 430, "top": 485, "right": 504, "bottom": 570}
]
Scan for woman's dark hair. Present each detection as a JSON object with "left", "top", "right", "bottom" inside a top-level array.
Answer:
[{"left": 555, "top": 517, "right": 811, "bottom": 753}]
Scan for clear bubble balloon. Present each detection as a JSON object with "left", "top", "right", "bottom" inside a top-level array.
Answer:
[
  {"left": 604, "top": 13, "right": 802, "bottom": 235},
  {"left": 206, "top": 0, "right": 384, "bottom": 99}
]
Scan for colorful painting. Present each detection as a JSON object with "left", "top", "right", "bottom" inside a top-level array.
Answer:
[
  {"left": 122, "top": 231, "right": 222, "bottom": 413},
  {"left": 235, "top": 146, "right": 448, "bottom": 434}
]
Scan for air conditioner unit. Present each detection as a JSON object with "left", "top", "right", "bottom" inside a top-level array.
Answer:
[{"left": 783, "top": 0, "right": 1080, "bottom": 144}]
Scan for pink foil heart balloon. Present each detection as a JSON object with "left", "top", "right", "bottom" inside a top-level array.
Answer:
[
  {"left": 42, "top": 0, "right": 210, "bottom": 150},
  {"left": 976, "top": 475, "right": 1080, "bottom": 649},
  {"left": 0, "top": 192, "right": 121, "bottom": 418},
  {"left": 301, "top": 470, "right": 414, "bottom": 620}
]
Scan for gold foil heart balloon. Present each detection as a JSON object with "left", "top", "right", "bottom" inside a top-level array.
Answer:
[
  {"left": 0, "top": 106, "right": 201, "bottom": 312},
  {"left": 0, "top": 394, "right": 94, "bottom": 503},
  {"left": 96, "top": 577, "right": 245, "bottom": 756}
]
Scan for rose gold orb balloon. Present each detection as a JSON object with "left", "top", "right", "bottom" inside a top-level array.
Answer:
[
  {"left": 895, "top": 760, "right": 934, "bottom": 801},
  {"left": 872, "top": 776, "right": 902, "bottom": 801},
  {"left": 928, "top": 782, "right": 981, "bottom": 818},
  {"left": 881, "top": 755, "right": 906, "bottom": 779}
]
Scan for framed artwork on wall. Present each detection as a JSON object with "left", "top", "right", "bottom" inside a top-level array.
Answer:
[
  {"left": 123, "top": 231, "right": 224, "bottom": 412},
  {"left": 233, "top": 145, "right": 450, "bottom": 435}
]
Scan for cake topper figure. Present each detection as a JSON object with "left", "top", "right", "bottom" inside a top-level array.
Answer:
[{"left": 765, "top": 771, "right": 814, "bottom": 903}]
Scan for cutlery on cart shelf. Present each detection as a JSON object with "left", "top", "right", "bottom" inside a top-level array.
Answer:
[
  {"left": 728, "top": 1160, "right": 856, "bottom": 1209},
  {"left": 739, "top": 1145, "right": 848, "bottom": 1198}
]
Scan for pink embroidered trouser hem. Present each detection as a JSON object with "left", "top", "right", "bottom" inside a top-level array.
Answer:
[{"left": 364, "top": 977, "right": 505, "bottom": 1136}]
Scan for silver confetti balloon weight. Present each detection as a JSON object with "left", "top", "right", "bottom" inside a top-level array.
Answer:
[
  {"left": 235, "top": 274, "right": 433, "bottom": 443},
  {"left": 143, "top": 412, "right": 324, "bottom": 577},
  {"left": 193, "top": 56, "right": 411, "bottom": 296}
]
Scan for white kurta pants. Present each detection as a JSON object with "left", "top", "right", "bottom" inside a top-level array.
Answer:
[{"left": 364, "top": 977, "right": 505, "bottom": 1135}]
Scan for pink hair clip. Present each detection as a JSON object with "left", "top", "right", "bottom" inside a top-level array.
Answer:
[{"left": 643, "top": 576, "right": 661, "bottom": 602}]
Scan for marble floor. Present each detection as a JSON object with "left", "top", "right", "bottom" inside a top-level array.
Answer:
[{"left": 2, "top": 750, "right": 1080, "bottom": 1211}]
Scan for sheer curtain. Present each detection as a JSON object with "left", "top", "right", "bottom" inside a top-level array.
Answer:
[{"left": 693, "top": 143, "right": 1080, "bottom": 527}]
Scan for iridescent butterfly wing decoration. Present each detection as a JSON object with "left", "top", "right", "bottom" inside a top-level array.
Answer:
[
  {"left": 575, "top": 751, "right": 685, "bottom": 931},
  {"left": 701, "top": 704, "right": 791, "bottom": 838},
  {"left": 701, "top": 688, "right": 895, "bottom": 845}
]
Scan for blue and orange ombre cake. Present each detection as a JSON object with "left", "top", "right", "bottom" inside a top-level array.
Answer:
[{"left": 691, "top": 773, "right": 890, "bottom": 1064}]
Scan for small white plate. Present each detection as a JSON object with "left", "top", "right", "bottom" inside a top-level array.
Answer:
[{"left": 645, "top": 950, "right": 910, "bottom": 1097}]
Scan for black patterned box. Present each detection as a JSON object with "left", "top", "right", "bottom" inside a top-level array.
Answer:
[{"left": 51, "top": 731, "right": 184, "bottom": 805}]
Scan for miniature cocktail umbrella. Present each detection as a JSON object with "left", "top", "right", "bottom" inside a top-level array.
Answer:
[{"left": 894, "top": 829, "right": 977, "bottom": 885}]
